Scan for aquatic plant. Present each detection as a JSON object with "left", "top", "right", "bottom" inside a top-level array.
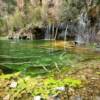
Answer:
[{"left": 32, "top": 77, "right": 82, "bottom": 99}]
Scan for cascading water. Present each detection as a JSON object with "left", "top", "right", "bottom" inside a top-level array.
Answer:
[
  {"left": 45, "top": 24, "right": 55, "bottom": 40},
  {"left": 51, "top": 24, "right": 55, "bottom": 40},
  {"left": 75, "top": 34, "right": 85, "bottom": 44},
  {"left": 78, "top": 12, "right": 86, "bottom": 33},
  {"left": 64, "top": 24, "right": 68, "bottom": 42},
  {"left": 54, "top": 25, "right": 59, "bottom": 40},
  {"left": 45, "top": 24, "right": 51, "bottom": 40},
  {"left": 75, "top": 11, "right": 90, "bottom": 44},
  {"left": 64, "top": 24, "right": 68, "bottom": 50}
]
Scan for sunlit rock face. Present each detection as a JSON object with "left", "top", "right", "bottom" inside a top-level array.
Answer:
[
  {"left": 16, "top": 0, "right": 24, "bottom": 11},
  {"left": 20, "top": 0, "right": 62, "bottom": 22},
  {"left": 6, "top": 0, "right": 100, "bottom": 42},
  {"left": 95, "top": 31, "right": 100, "bottom": 43},
  {"left": 39, "top": 0, "right": 62, "bottom": 22},
  {"left": 30, "top": 0, "right": 42, "bottom": 6},
  {"left": 0, "top": 0, "right": 6, "bottom": 16}
]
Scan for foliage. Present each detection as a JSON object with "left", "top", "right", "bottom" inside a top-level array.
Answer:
[
  {"left": 0, "top": 0, "right": 43, "bottom": 35},
  {"left": 27, "top": 5, "right": 42, "bottom": 26},
  {"left": 8, "top": 9, "right": 25, "bottom": 30},
  {"left": 59, "top": 0, "right": 85, "bottom": 22},
  {"left": 0, "top": 0, "right": 100, "bottom": 35},
  {"left": 7, "top": 4, "right": 43, "bottom": 31},
  {"left": 3, "top": 0, "right": 16, "bottom": 14},
  {"left": 0, "top": 72, "right": 81, "bottom": 99},
  {"left": 0, "top": 60, "right": 100, "bottom": 99},
  {"left": 0, "top": 66, "right": 82, "bottom": 99},
  {"left": 32, "top": 77, "right": 81, "bottom": 98},
  {"left": 0, "top": 17, "right": 5, "bottom": 34}
]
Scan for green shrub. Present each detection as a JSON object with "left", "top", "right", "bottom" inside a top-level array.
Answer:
[
  {"left": 32, "top": 77, "right": 81, "bottom": 98},
  {"left": 8, "top": 9, "right": 25, "bottom": 30}
]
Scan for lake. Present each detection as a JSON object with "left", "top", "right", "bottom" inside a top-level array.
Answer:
[{"left": 0, "top": 40, "right": 100, "bottom": 76}]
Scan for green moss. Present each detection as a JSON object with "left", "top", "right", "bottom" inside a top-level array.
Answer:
[
  {"left": 32, "top": 77, "right": 82, "bottom": 98},
  {"left": 96, "top": 72, "right": 100, "bottom": 75},
  {"left": 0, "top": 72, "right": 20, "bottom": 79}
]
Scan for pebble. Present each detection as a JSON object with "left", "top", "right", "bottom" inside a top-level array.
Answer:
[
  {"left": 95, "top": 96, "right": 100, "bottom": 100},
  {"left": 55, "top": 86, "right": 65, "bottom": 91},
  {"left": 9, "top": 81, "right": 17, "bottom": 88},
  {"left": 33, "top": 96, "right": 41, "bottom": 100},
  {"left": 70, "top": 96, "right": 82, "bottom": 100},
  {"left": 48, "top": 96, "right": 61, "bottom": 100},
  {"left": 3, "top": 94, "right": 10, "bottom": 100}
]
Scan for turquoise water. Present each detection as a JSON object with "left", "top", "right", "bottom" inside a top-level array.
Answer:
[{"left": 0, "top": 40, "right": 99, "bottom": 75}]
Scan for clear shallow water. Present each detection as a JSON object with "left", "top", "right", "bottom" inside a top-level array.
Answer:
[{"left": 0, "top": 40, "right": 99, "bottom": 75}]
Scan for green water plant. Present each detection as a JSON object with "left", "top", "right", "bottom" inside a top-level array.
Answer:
[{"left": 32, "top": 77, "right": 82, "bottom": 99}]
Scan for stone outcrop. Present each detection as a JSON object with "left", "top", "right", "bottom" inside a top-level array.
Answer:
[
  {"left": 42, "top": 0, "right": 62, "bottom": 22},
  {"left": 16, "top": 0, "right": 62, "bottom": 22},
  {"left": 8, "top": 28, "right": 33, "bottom": 40},
  {"left": 8, "top": 26, "right": 45, "bottom": 40}
]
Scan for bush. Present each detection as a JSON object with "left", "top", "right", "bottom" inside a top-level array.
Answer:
[{"left": 8, "top": 9, "right": 25, "bottom": 30}]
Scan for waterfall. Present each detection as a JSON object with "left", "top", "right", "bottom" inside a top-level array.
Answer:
[
  {"left": 54, "top": 25, "right": 59, "bottom": 40},
  {"left": 78, "top": 12, "right": 87, "bottom": 34},
  {"left": 75, "top": 35, "right": 85, "bottom": 44},
  {"left": 45, "top": 24, "right": 56, "bottom": 40},
  {"left": 51, "top": 24, "right": 55, "bottom": 40},
  {"left": 64, "top": 24, "right": 68, "bottom": 42},
  {"left": 45, "top": 24, "right": 51, "bottom": 40},
  {"left": 64, "top": 24, "right": 68, "bottom": 49},
  {"left": 76, "top": 11, "right": 90, "bottom": 44}
]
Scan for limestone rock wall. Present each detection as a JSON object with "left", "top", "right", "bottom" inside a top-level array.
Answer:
[
  {"left": 16, "top": 0, "right": 62, "bottom": 23},
  {"left": 42, "top": 0, "right": 62, "bottom": 23}
]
